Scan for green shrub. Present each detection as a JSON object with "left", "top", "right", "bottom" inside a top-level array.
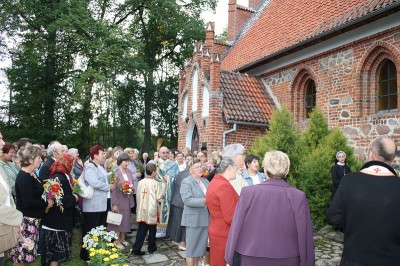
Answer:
[
  {"left": 298, "top": 127, "right": 361, "bottom": 228},
  {"left": 248, "top": 107, "right": 301, "bottom": 176},
  {"left": 249, "top": 107, "right": 362, "bottom": 229}
]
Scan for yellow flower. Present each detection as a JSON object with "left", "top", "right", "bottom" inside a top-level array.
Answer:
[
  {"left": 89, "top": 252, "right": 95, "bottom": 257},
  {"left": 82, "top": 244, "right": 87, "bottom": 248},
  {"left": 43, "top": 183, "right": 48, "bottom": 189},
  {"left": 107, "top": 243, "right": 115, "bottom": 247},
  {"left": 111, "top": 248, "right": 117, "bottom": 252},
  {"left": 123, "top": 264, "right": 129, "bottom": 266},
  {"left": 110, "top": 254, "right": 118, "bottom": 259},
  {"left": 89, "top": 248, "right": 95, "bottom": 252},
  {"left": 103, "top": 257, "right": 110, "bottom": 262},
  {"left": 92, "top": 235, "right": 98, "bottom": 242}
]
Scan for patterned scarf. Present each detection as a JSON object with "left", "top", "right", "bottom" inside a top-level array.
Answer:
[{"left": 50, "top": 153, "right": 74, "bottom": 186}]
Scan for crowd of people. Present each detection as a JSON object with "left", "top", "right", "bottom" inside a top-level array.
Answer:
[{"left": 1, "top": 129, "right": 400, "bottom": 266}]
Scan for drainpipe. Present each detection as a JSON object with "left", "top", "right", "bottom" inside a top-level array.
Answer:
[{"left": 222, "top": 123, "right": 237, "bottom": 148}]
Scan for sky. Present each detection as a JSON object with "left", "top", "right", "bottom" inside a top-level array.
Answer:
[{"left": 202, "top": 0, "right": 248, "bottom": 34}]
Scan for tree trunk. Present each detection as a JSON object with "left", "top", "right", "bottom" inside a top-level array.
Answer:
[{"left": 142, "top": 70, "right": 154, "bottom": 153}]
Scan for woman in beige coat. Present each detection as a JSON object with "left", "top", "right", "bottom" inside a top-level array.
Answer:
[{"left": 0, "top": 131, "right": 23, "bottom": 266}]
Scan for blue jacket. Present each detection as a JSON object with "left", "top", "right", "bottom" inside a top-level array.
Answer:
[{"left": 242, "top": 170, "right": 265, "bottom": 185}]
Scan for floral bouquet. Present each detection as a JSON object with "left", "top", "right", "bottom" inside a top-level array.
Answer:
[
  {"left": 119, "top": 180, "right": 134, "bottom": 195},
  {"left": 107, "top": 171, "right": 118, "bottom": 184},
  {"left": 82, "top": 226, "right": 128, "bottom": 266},
  {"left": 202, "top": 165, "right": 213, "bottom": 178},
  {"left": 72, "top": 178, "right": 82, "bottom": 195},
  {"left": 42, "top": 177, "right": 64, "bottom": 213}
]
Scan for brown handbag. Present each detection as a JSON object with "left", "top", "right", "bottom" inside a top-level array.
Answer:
[{"left": 0, "top": 224, "right": 19, "bottom": 253}]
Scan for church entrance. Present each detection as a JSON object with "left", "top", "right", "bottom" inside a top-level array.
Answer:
[{"left": 191, "top": 125, "right": 199, "bottom": 152}]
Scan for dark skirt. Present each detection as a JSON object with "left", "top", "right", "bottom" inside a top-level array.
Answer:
[
  {"left": 41, "top": 229, "right": 72, "bottom": 266},
  {"left": 168, "top": 205, "right": 186, "bottom": 243}
]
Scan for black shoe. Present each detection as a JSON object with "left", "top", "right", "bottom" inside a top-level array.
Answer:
[
  {"left": 132, "top": 250, "right": 145, "bottom": 256},
  {"left": 148, "top": 248, "right": 157, "bottom": 254}
]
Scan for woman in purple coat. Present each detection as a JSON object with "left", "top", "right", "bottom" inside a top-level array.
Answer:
[
  {"left": 107, "top": 152, "right": 135, "bottom": 248},
  {"left": 225, "top": 151, "right": 315, "bottom": 266}
]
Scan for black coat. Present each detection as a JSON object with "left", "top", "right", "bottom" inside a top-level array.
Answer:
[
  {"left": 39, "top": 157, "right": 55, "bottom": 181},
  {"left": 41, "top": 172, "right": 76, "bottom": 231},
  {"left": 327, "top": 161, "right": 400, "bottom": 265},
  {"left": 330, "top": 163, "right": 351, "bottom": 198}
]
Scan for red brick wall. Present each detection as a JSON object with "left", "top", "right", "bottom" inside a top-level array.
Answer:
[
  {"left": 261, "top": 26, "right": 400, "bottom": 156},
  {"left": 178, "top": 22, "right": 400, "bottom": 157}
]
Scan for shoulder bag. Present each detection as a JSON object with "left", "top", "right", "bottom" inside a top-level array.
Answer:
[
  {"left": 77, "top": 164, "right": 94, "bottom": 199},
  {"left": 0, "top": 224, "right": 19, "bottom": 253}
]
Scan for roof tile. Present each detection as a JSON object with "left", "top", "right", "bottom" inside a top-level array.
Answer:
[
  {"left": 220, "top": 71, "right": 275, "bottom": 124},
  {"left": 221, "top": 0, "right": 398, "bottom": 71}
]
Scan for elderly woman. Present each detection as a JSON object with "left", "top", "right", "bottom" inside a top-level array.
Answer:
[
  {"left": 0, "top": 142, "right": 20, "bottom": 196},
  {"left": 41, "top": 154, "right": 78, "bottom": 266},
  {"left": 225, "top": 151, "right": 315, "bottom": 266},
  {"left": 67, "top": 148, "right": 83, "bottom": 178},
  {"left": 180, "top": 159, "right": 209, "bottom": 266},
  {"left": 0, "top": 132, "right": 22, "bottom": 266},
  {"left": 80, "top": 145, "right": 114, "bottom": 261},
  {"left": 13, "top": 145, "right": 54, "bottom": 265},
  {"left": 107, "top": 152, "right": 135, "bottom": 248},
  {"left": 205, "top": 156, "right": 239, "bottom": 266}
]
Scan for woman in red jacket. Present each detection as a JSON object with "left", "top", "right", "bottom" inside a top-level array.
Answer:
[{"left": 205, "top": 157, "right": 239, "bottom": 266}]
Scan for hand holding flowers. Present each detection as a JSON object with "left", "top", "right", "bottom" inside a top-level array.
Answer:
[
  {"left": 119, "top": 180, "right": 134, "bottom": 195},
  {"left": 42, "top": 177, "right": 64, "bottom": 213}
]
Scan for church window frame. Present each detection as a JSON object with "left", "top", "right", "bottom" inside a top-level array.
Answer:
[
  {"left": 376, "top": 59, "right": 398, "bottom": 113},
  {"left": 304, "top": 79, "right": 316, "bottom": 118}
]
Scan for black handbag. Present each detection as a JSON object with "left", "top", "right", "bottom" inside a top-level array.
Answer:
[{"left": 73, "top": 204, "right": 84, "bottom": 227}]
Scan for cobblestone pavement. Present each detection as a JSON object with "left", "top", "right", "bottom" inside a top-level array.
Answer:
[{"left": 123, "top": 224, "right": 343, "bottom": 265}]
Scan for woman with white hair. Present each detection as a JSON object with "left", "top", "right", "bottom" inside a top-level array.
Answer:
[{"left": 225, "top": 150, "right": 315, "bottom": 266}]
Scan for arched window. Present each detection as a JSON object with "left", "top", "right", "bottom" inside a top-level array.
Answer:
[
  {"left": 377, "top": 59, "right": 397, "bottom": 111},
  {"left": 304, "top": 79, "right": 316, "bottom": 118},
  {"left": 192, "top": 69, "right": 198, "bottom": 112},
  {"left": 182, "top": 93, "right": 188, "bottom": 120},
  {"left": 202, "top": 86, "right": 209, "bottom": 117}
]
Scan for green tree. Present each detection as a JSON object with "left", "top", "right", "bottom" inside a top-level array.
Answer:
[
  {"left": 125, "top": 0, "right": 216, "bottom": 152},
  {"left": 301, "top": 108, "right": 330, "bottom": 155},
  {"left": 298, "top": 127, "right": 361, "bottom": 228},
  {"left": 249, "top": 107, "right": 301, "bottom": 176}
]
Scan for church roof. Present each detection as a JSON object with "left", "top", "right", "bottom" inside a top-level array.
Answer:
[
  {"left": 220, "top": 71, "right": 275, "bottom": 125},
  {"left": 221, "top": 0, "right": 400, "bottom": 71}
]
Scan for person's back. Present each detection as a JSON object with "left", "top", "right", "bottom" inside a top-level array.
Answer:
[
  {"left": 327, "top": 137, "right": 400, "bottom": 265},
  {"left": 328, "top": 172, "right": 400, "bottom": 265}
]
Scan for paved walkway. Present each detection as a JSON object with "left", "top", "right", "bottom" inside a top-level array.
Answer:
[{"left": 123, "top": 224, "right": 343, "bottom": 265}]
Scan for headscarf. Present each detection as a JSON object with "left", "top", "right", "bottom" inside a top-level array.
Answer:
[{"left": 50, "top": 153, "right": 74, "bottom": 186}]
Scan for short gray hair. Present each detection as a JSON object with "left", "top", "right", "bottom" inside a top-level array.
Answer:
[
  {"left": 262, "top": 151, "right": 290, "bottom": 179},
  {"left": 223, "top": 143, "right": 245, "bottom": 158},
  {"left": 68, "top": 148, "right": 78, "bottom": 154},
  {"left": 216, "top": 157, "right": 236, "bottom": 173},
  {"left": 47, "top": 143, "right": 58, "bottom": 157}
]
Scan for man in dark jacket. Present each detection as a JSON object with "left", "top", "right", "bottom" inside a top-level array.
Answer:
[
  {"left": 39, "top": 141, "right": 65, "bottom": 181},
  {"left": 327, "top": 136, "right": 400, "bottom": 265}
]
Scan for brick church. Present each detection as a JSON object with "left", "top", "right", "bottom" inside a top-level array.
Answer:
[{"left": 177, "top": 0, "right": 400, "bottom": 157}]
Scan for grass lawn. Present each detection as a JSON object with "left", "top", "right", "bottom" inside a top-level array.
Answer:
[{"left": 5, "top": 227, "right": 86, "bottom": 266}]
